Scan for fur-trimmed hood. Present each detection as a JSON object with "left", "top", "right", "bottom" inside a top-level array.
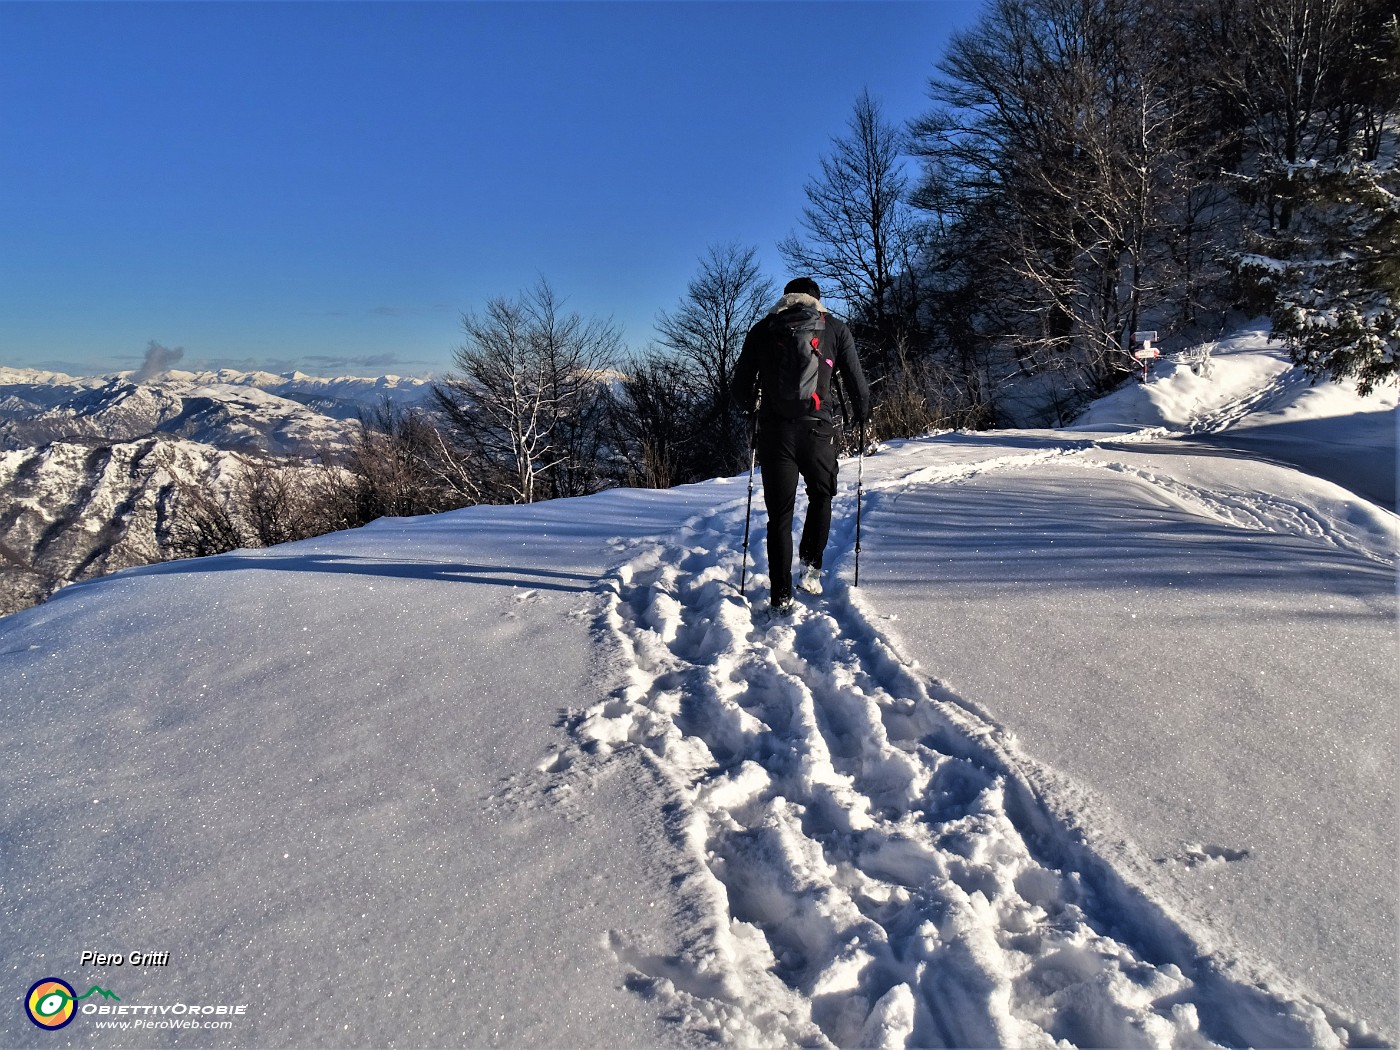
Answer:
[{"left": 768, "top": 292, "right": 825, "bottom": 316}]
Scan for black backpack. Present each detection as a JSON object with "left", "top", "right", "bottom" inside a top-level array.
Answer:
[{"left": 761, "top": 304, "right": 834, "bottom": 419}]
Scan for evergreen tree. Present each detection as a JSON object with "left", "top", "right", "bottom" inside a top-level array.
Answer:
[
  {"left": 1247, "top": 156, "right": 1400, "bottom": 393},
  {"left": 1228, "top": 4, "right": 1399, "bottom": 393}
]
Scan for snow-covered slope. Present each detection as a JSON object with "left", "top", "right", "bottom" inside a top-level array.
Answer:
[
  {"left": 1071, "top": 322, "right": 1397, "bottom": 507},
  {"left": 0, "top": 365, "right": 433, "bottom": 616},
  {"left": 0, "top": 438, "right": 244, "bottom": 616},
  {"left": 161, "top": 368, "right": 434, "bottom": 422},
  {"left": 1, "top": 334, "right": 1394, "bottom": 1047}
]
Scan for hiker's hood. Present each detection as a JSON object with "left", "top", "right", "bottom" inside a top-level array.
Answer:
[{"left": 768, "top": 292, "right": 825, "bottom": 316}]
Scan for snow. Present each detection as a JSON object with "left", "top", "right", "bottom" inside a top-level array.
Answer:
[
  {"left": 1073, "top": 322, "right": 1397, "bottom": 507},
  {"left": 855, "top": 439, "right": 1395, "bottom": 1035},
  {"left": 1, "top": 328, "right": 1396, "bottom": 1048}
]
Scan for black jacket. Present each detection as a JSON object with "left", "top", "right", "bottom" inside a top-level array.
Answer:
[{"left": 732, "top": 293, "right": 871, "bottom": 424}]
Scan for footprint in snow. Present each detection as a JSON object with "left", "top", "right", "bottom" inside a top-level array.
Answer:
[
  {"left": 570, "top": 505, "right": 1362, "bottom": 1050},
  {"left": 1156, "top": 844, "right": 1252, "bottom": 869}
]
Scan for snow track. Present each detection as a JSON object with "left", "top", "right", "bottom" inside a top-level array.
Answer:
[
  {"left": 1182, "top": 364, "right": 1310, "bottom": 436},
  {"left": 562, "top": 485, "right": 1369, "bottom": 1048},
  {"left": 1079, "top": 456, "right": 1398, "bottom": 567}
]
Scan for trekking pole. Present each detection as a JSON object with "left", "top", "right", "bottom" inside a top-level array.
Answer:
[
  {"left": 739, "top": 411, "right": 760, "bottom": 597},
  {"left": 854, "top": 421, "right": 866, "bottom": 588}
]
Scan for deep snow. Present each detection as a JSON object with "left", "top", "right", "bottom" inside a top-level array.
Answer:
[{"left": 1, "top": 328, "right": 1395, "bottom": 1048}]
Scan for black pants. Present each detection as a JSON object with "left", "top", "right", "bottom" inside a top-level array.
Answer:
[{"left": 757, "top": 416, "right": 839, "bottom": 602}]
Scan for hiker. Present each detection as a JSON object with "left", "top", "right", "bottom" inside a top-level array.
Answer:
[{"left": 732, "top": 277, "right": 871, "bottom": 614}]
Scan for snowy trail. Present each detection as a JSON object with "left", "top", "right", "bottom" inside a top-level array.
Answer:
[
  {"left": 1072, "top": 350, "right": 1398, "bottom": 565},
  {"left": 1074, "top": 454, "right": 1397, "bottom": 567},
  {"left": 554, "top": 454, "right": 1374, "bottom": 1048},
  {"left": 1181, "top": 360, "right": 1308, "bottom": 436}
]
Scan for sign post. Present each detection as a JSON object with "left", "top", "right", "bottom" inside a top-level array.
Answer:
[{"left": 1132, "top": 330, "right": 1159, "bottom": 380}]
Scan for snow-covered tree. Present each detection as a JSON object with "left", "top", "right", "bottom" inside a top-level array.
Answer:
[
  {"left": 1244, "top": 155, "right": 1399, "bottom": 393},
  {"left": 1228, "top": 5, "right": 1399, "bottom": 393}
]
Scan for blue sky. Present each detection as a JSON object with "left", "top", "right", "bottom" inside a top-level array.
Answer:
[{"left": 2, "top": 1, "right": 984, "bottom": 378}]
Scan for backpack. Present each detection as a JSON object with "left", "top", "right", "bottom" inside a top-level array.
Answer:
[{"left": 762, "top": 304, "right": 834, "bottom": 419}]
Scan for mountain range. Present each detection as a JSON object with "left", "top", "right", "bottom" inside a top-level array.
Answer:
[{"left": 0, "top": 366, "right": 431, "bottom": 616}]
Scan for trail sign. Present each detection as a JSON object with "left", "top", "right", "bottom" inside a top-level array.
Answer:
[
  {"left": 1133, "top": 337, "right": 1160, "bottom": 380},
  {"left": 1131, "top": 329, "right": 1159, "bottom": 378}
]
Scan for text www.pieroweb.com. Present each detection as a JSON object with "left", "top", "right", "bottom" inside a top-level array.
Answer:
[{"left": 86, "top": 1002, "right": 247, "bottom": 1031}]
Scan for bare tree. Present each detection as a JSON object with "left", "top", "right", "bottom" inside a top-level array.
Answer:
[
  {"left": 433, "top": 280, "right": 620, "bottom": 504},
  {"left": 654, "top": 243, "right": 773, "bottom": 477},
  {"left": 606, "top": 350, "right": 702, "bottom": 489},
  {"left": 334, "top": 400, "right": 480, "bottom": 521},
  {"left": 780, "top": 90, "right": 926, "bottom": 372},
  {"left": 0, "top": 539, "right": 57, "bottom": 616},
  {"left": 910, "top": 0, "right": 1205, "bottom": 391},
  {"left": 164, "top": 455, "right": 336, "bottom": 559}
]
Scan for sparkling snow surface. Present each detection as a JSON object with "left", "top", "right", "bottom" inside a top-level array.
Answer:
[{"left": 1, "top": 329, "right": 1395, "bottom": 1047}]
